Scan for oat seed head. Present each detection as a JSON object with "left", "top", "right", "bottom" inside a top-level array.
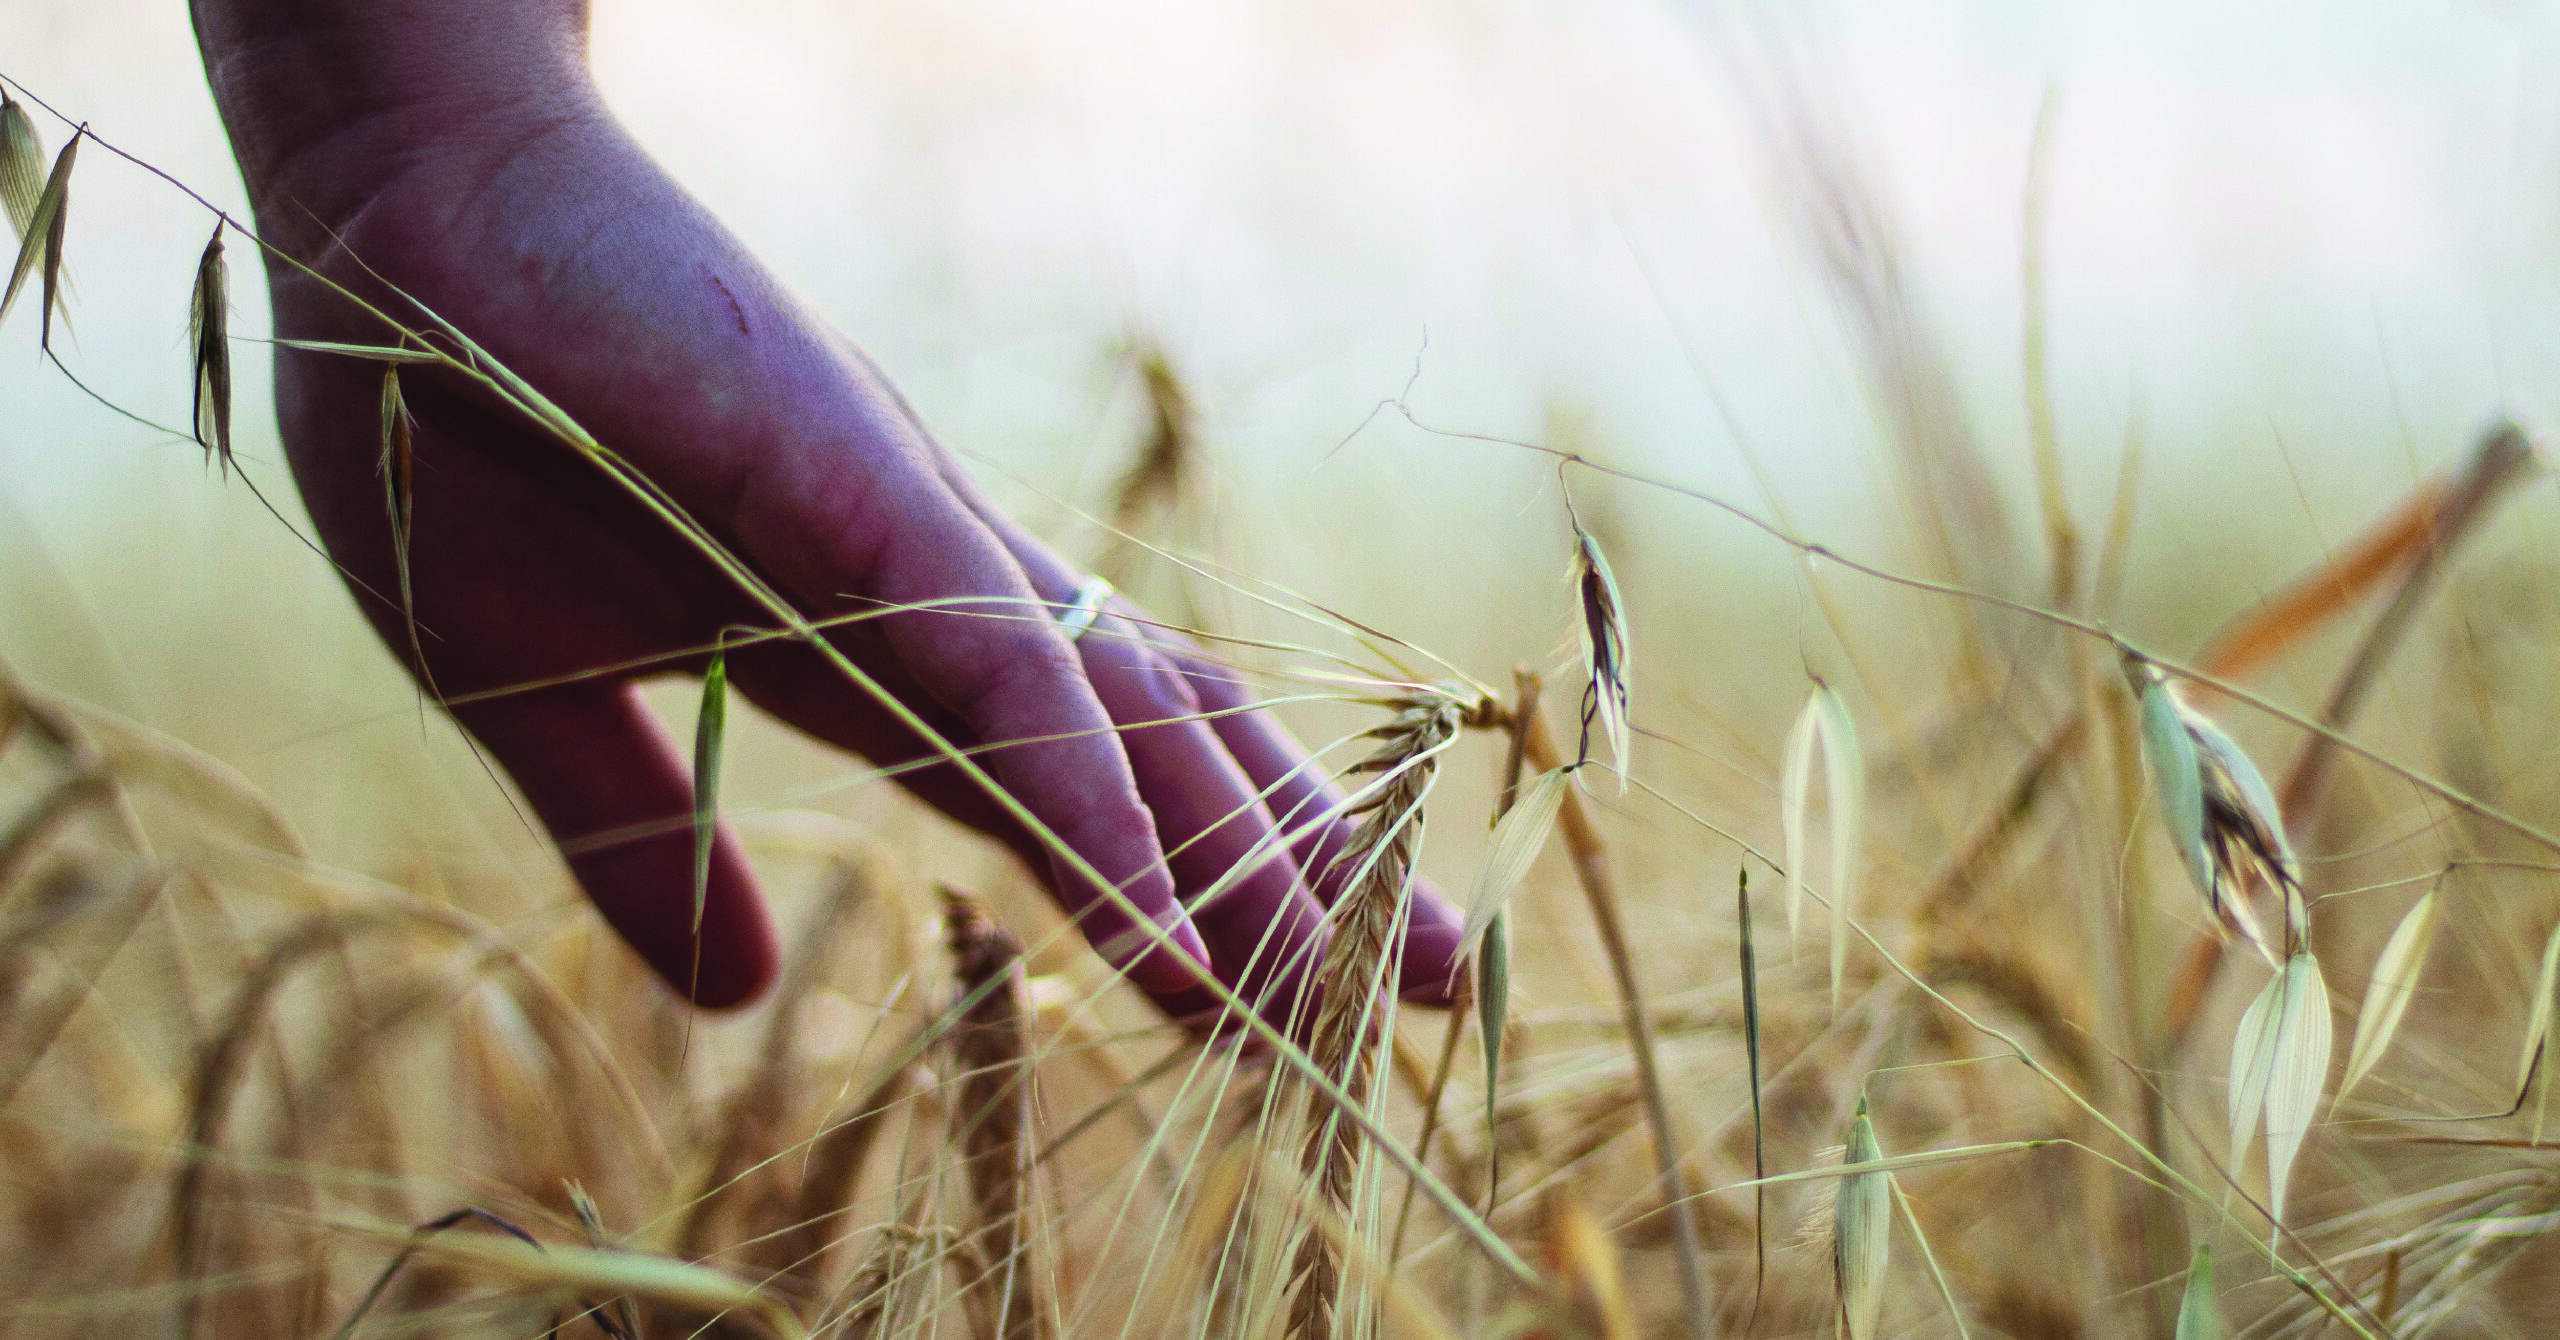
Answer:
[
  {"left": 189, "top": 224, "right": 234, "bottom": 478},
  {"left": 1572, "top": 528, "right": 1631, "bottom": 790}
]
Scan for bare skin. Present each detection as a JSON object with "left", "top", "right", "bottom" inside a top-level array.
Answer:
[{"left": 188, "top": 0, "right": 1462, "bottom": 1020}]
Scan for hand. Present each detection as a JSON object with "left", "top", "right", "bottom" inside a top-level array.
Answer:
[{"left": 189, "top": 0, "right": 1465, "bottom": 1022}]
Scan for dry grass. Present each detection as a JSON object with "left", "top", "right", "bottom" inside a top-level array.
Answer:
[{"left": 9, "top": 62, "right": 2560, "bottom": 1340}]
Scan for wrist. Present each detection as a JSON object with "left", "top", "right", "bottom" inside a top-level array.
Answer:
[{"left": 192, "top": 0, "right": 602, "bottom": 240}]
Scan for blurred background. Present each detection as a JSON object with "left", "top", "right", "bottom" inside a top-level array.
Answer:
[{"left": 8, "top": 0, "right": 2560, "bottom": 975}]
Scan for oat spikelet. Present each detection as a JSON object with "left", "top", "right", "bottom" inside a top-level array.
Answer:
[
  {"left": 2227, "top": 950, "right": 2332, "bottom": 1225},
  {"left": 1571, "top": 529, "right": 1632, "bottom": 789},
  {"left": 377, "top": 365, "right": 429, "bottom": 680},
  {"left": 1284, "top": 689, "right": 1466, "bottom": 1340},
  {"left": 2174, "top": 1245, "right": 2219, "bottom": 1340},
  {"left": 2128, "top": 657, "right": 2298, "bottom": 966},
  {"left": 1834, "top": 1098, "right": 1890, "bottom": 1340},
  {"left": 0, "top": 91, "right": 42, "bottom": 241},
  {"left": 189, "top": 224, "right": 233, "bottom": 478},
  {"left": 0, "top": 126, "right": 75, "bottom": 340},
  {"left": 691, "top": 640, "right": 728, "bottom": 936},
  {"left": 944, "top": 888, "right": 1048, "bottom": 1340}
]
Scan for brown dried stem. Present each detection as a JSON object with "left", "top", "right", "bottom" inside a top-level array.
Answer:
[
  {"left": 944, "top": 888, "right": 1047, "bottom": 1340},
  {"left": 1521, "top": 706, "right": 1715, "bottom": 1340}
]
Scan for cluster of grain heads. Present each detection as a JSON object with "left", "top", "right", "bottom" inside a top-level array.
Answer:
[
  {"left": 0, "top": 100, "right": 74, "bottom": 345},
  {"left": 1571, "top": 525, "right": 1631, "bottom": 788},
  {"left": 2127, "top": 654, "right": 2334, "bottom": 1224},
  {"left": 1285, "top": 686, "right": 1468, "bottom": 1340},
  {"left": 189, "top": 223, "right": 234, "bottom": 477},
  {"left": 1780, "top": 680, "right": 1862, "bottom": 1010}
]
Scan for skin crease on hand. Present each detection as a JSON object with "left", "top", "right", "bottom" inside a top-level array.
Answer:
[{"left": 185, "top": 0, "right": 1465, "bottom": 1024}]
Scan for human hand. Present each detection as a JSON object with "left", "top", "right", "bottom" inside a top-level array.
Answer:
[{"left": 189, "top": 0, "right": 1465, "bottom": 1020}]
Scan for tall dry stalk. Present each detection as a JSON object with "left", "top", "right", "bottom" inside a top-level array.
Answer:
[
  {"left": 1519, "top": 706, "right": 1714, "bottom": 1340},
  {"left": 944, "top": 888, "right": 1048, "bottom": 1340},
  {"left": 1285, "top": 690, "right": 1466, "bottom": 1339}
]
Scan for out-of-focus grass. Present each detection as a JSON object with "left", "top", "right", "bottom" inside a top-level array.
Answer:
[{"left": 14, "top": 8, "right": 2560, "bottom": 1337}]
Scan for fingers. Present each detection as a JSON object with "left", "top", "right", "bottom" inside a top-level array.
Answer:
[
  {"left": 1067, "top": 607, "right": 1334, "bottom": 1031},
  {"left": 455, "top": 680, "right": 779, "bottom": 1009},
  {"left": 724, "top": 601, "right": 1333, "bottom": 1031},
  {"left": 966, "top": 499, "right": 1455, "bottom": 1013},
  {"left": 728, "top": 453, "right": 1211, "bottom": 997},
  {"left": 1139, "top": 625, "right": 1467, "bottom": 1006}
]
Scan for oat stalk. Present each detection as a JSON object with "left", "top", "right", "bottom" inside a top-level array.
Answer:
[{"left": 1521, "top": 705, "right": 1715, "bottom": 1340}]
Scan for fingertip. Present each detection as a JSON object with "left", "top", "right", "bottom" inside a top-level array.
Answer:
[
  {"left": 1073, "top": 869, "right": 1214, "bottom": 997},
  {"left": 460, "top": 682, "right": 782, "bottom": 1011},
  {"left": 579, "top": 825, "right": 781, "bottom": 1010}
]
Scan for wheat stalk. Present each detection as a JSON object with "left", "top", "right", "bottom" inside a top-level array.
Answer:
[
  {"left": 944, "top": 888, "right": 1048, "bottom": 1340},
  {"left": 1283, "top": 688, "right": 1467, "bottom": 1339}
]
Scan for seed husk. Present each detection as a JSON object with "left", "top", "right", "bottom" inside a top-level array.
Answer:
[
  {"left": 2129, "top": 659, "right": 2289, "bottom": 966},
  {"left": 1, "top": 127, "right": 75, "bottom": 339},
  {"left": 2173, "top": 1245, "right": 2218, "bottom": 1340},
  {"left": 691, "top": 640, "right": 728, "bottom": 936},
  {"left": 1571, "top": 528, "right": 1631, "bottom": 788},
  {"left": 2228, "top": 951, "right": 2332, "bottom": 1224},
  {"left": 1460, "top": 764, "right": 1568, "bottom": 951},
  {"left": 189, "top": 224, "right": 233, "bottom": 477},
  {"left": 1739, "top": 866, "right": 1767, "bottom": 1305},
  {"left": 1478, "top": 906, "right": 1508, "bottom": 1208},
  {"left": 0, "top": 91, "right": 42, "bottom": 241},
  {"left": 2519, "top": 921, "right": 2560, "bottom": 1137},
  {"left": 1782, "top": 680, "right": 1864, "bottom": 1010},
  {"left": 2338, "top": 886, "right": 2440, "bottom": 1105},
  {"left": 1835, "top": 1097, "right": 1891, "bottom": 1340}
]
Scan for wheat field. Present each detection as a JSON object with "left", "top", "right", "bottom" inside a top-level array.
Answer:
[{"left": 7, "top": 6, "right": 2560, "bottom": 1338}]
